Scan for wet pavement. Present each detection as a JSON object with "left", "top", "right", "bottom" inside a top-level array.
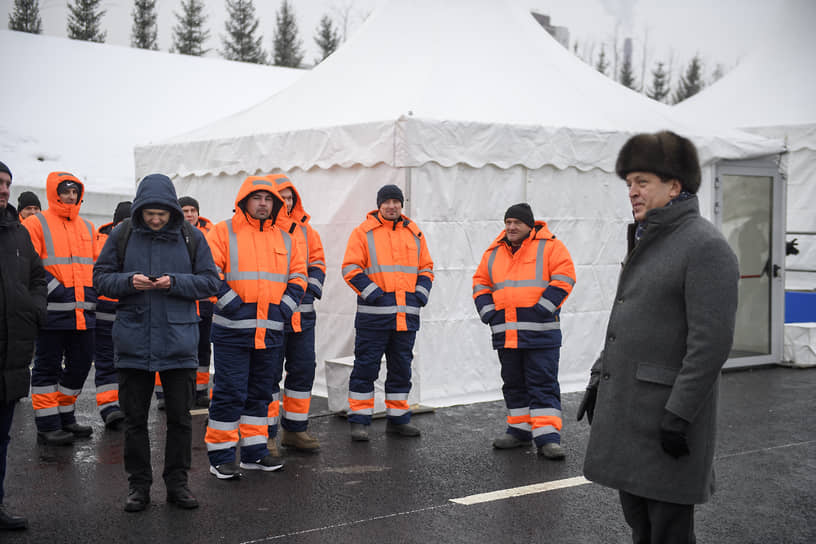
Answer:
[{"left": 3, "top": 365, "right": 815, "bottom": 543}]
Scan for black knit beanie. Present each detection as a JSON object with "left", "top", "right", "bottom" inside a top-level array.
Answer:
[
  {"left": 113, "top": 201, "right": 132, "bottom": 225},
  {"left": 0, "top": 160, "right": 11, "bottom": 181},
  {"left": 17, "top": 191, "right": 41, "bottom": 210},
  {"left": 376, "top": 184, "right": 404, "bottom": 207},
  {"left": 178, "top": 196, "right": 199, "bottom": 212},
  {"left": 504, "top": 203, "right": 535, "bottom": 228}
]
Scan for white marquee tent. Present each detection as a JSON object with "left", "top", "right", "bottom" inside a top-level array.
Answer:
[
  {"left": 0, "top": 30, "right": 303, "bottom": 227},
  {"left": 675, "top": 0, "right": 816, "bottom": 292},
  {"left": 136, "top": 0, "right": 783, "bottom": 406}
]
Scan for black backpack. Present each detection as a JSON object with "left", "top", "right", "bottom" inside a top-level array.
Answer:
[{"left": 115, "top": 218, "right": 199, "bottom": 270}]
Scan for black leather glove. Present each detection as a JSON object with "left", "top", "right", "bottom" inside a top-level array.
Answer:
[
  {"left": 577, "top": 372, "right": 601, "bottom": 424},
  {"left": 660, "top": 411, "right": 690, "bottom": 458}
]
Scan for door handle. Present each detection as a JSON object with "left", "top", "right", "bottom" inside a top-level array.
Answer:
[{"left": 773, "top": 264, "right": 781, "bottom": 278}]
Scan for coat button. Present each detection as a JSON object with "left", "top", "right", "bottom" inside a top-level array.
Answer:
[
  {"left": 603, "top": 373, "right": 610, "bottom": 380},
  {"left": 608, "top": 335, "right": 615, "bottom": 342},
  {"left": 616, "top": 297, "right": 623, "bottom": 304}
]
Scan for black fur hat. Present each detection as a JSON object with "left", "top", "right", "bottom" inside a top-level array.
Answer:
[{"left": 615, "top": 131, "right": 701, "bottom": 194}]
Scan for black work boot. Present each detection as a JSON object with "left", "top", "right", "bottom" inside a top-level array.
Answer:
[
  {"left": 350, "top": 422, "right": 370, "bottom": 442},
  {"left": 124, "top": 488, "right": 150, "bottom": 513},
  {"left": 492, "top": 433, "right": 531, "bottom": 449},
  {"left": 386, "top": 420, "right": 421, "bottom": 437},
  {"left": 167, "top": 486, "right": 199, "bottom": 509},
  {"left": 36, "top": 429, "right": 75, "bottom": 446},
  {"left": 63, "top": 423, "right": 93, "bottom": 437},
  {"left": 0, "top": 505, "right": 27, "bottom": 530}
]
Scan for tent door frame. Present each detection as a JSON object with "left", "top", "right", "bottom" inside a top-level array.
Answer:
[{"left": 713, "top": 156, "right": 785, "bottom": 368}]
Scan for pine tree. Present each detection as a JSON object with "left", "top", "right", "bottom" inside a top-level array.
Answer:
[
  {"left": 595, "top": 45, "right": 609, "bottom": 76},
  {"left": 619, "top": 55, "right": 636, "bottom": 89},
  {"left": 673, "top": 54, "right": 704, "bottom": 104},
  {"left": 313, "top": 14, "right": 339, "bottom": 63},
  {"left": 646, "top": 61, "right": 670, "bottom": 103},
  {"left": 272, "top": 0, "right": 304, "bottom": 68},
  {"left": 131, "top": 0, "right": 158, "bottom": 50},
  {"left": 221, "top": 0, "right": 266, "bottom": 64},
  {"left": 8, "top": 0, "right": 42, "bottom": 33},
  {"left": 67, "top": 0, "right": 106, "bottom": 43},
  {"left": 710, "top": 63, "right": 726, "bottom": 85},
  {"left": 172, "top": 0, "right": 211, "bottom": 56}
]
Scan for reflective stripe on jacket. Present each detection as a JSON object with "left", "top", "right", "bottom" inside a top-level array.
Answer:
[
  {"left": 195, "top": 217, "right": 217, "bottom": 316},
  {"left": 23, "top": 172, "right": 97, "bottom": 330},
  {"left": 266, "top": 175, "right": 326, "bottom": 333},
  {"left": 94, "top": 226, "right": 117, "bottom": 330},
  {"left": 473, "top": 221, "right": 575, "bottom": 349},
  {"left": 342, "top": 210, "right": 434, "bottom": 331},
  {"left": 208, "top": 176, "right": 307, "bottom": 349}
]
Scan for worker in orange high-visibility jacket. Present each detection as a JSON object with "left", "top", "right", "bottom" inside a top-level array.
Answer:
[
  {"left": 153, "top": 196, "right": 216, "bottom": 411},
  {"left": 473, "top": 203, "right": 576, "bottom": 460},
  {"left": 22, "top": 172, "right": 100, "bottom": 446},
  {"left": 171, "top": 195, "right": 216, "bottom": 408},
  {"left": 341, "top": 184, "right": 434, "bottom": 442},
  {"left": 204, "top": 177, "right": 307, "bottom": 480},
  {"left": 264, "top": 174, "right": 326, "bottom": 452},
  {"left": 92, "top": 200, "right": 131, "bottom": 430}
]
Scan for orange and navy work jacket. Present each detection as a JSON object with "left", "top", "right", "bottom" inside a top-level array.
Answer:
[
  {"left": 194, "top": 216, "right": 217, "bottom": 319},
  {"left": 342, "top": 210, "right": 434, "bottom": 331},
  {"left": 95, "top": 222, "right": 117, "bottom": 331},
  {"left": 23, "top": 172, "right": 98, "bottom": 330},
  {"left": 206, "top": 176, "right": 307, "bottom": 349},
  {"left": 472, "top": 221, "right": 575, "bottom": 349},
  {"left": 266, "top": 174, "right": 326, "bottom": 333}
]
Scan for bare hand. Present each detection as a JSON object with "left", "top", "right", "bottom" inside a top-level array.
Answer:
[
  {"left": 132, "top": 274, "right": 170, "bottom": 290},
  {"left": 152, "top": 275, "right": 171, "bottom": 289}
]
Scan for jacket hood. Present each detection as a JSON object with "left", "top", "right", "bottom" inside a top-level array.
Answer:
[
  {"left": 45, "top": 171, "right": 84, "bottom": 220},
  {"left": 265, "top": 174, "right": 311, "bottom": 225},
  {"left": 491, "top": 220, "right": 554, "bottom": 249},
  {"left": 132, "top": 174, "right": 184, "bottom": 231},
  {"left": 233, "top": 175, "right": 285, "bottom": 229}
]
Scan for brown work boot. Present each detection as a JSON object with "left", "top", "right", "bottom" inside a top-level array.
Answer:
[
  {"left": 267, "top": 438, "right": 280, "bottom": 457},
  {"left": 281, "top": 429, "right": 320, "bottom": 451}
]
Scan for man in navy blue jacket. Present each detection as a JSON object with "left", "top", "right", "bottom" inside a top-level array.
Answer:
[{"left": 93, "top": 174, "right": 219, "bottom": 513}]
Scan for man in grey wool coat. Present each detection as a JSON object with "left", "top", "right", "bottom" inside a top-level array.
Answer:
[{"left": 578, "top": 131, "right": 739, "bottom": 544}]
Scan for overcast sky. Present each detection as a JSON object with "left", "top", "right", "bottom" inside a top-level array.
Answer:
[{"left": 3, "top": 0, "right": 784, "bottom": 75}]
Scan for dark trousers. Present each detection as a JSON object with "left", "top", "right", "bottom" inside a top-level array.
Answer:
[
  {"left": 209, "top": 343, "right": 281, "bottom": 466},
  {"left": 498, "top": 347, "right": 561, "bottom": 446},
  {"left": 619, "top": 490, "right": 696, "bottom": 544},
  {"left": 93, "top": 322, "right": 120, "bottom": 421},
  {"left": 119, "top": 368, "right": 195, "bottom": 492},
  {"left": 32, "top": 329, "right": 94, "bottom": 431},
  {"left": 281, "top": 327, "right": 316, "bottom": 432},
  {"left": 0, "top": 401, "right": 15, "bottom": 503},
  {"left": 349, "top": 329, "right": 416, "bottom": 425},
  {"left": 196, "top": 315, "right": 212, "bottom": 400}
]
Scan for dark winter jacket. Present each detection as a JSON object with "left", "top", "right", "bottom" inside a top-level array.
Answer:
[
  {"left": 93, "top": 174, "right": 219, "bottom": 372},
  {"left": 0, "top": 204, "right": 47, "bottom": 401},
  {"left": 582, "top": 196, "right": 739, "bottom": 505}
]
